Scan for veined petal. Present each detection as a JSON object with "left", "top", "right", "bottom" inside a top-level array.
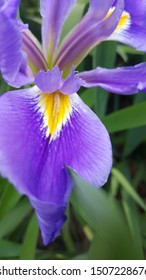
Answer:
[
  {"left": 109, "top": 0, "right": 146, "bottom": 51},
  {"left": 0, "top": 87, "right": 73, "bottom": 245},
  {"left": 78, "top": 63, "right": 146, "bottom": 94},
  {"left": 0, "top": 1, "right": 31, "bottom": 87},
  {"left": 0, "top": 87, "right": 112, "bottom": 244},
  {"left": 38, "top": 92, "right": 112, "bottom": 187},
  {"left": 40, "top": 0, "right": 76, "bottom": 66},
  {"left": 55, "top": 0, "right": 124, "bottom": 75},
  {"left": 64, "top": 94, "right": 112, "bottom": 188}
]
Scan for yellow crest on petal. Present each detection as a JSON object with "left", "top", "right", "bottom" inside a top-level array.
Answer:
[
  {"left": 106, "top": 8, "right": 131, "bottom": 32},
  {"left": 39, "top": 91, "right": 72, "bottom": 140}
]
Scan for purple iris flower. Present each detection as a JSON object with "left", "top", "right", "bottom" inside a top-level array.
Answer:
[{"left": 0, "top": 0, "right": 146, "bottom": 245}]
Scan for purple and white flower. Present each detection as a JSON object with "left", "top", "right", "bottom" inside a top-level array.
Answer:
[{"left": 0, "top": 0, "right": 146, "bottom": 245}]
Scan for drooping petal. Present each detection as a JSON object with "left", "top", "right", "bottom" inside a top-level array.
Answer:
[
  {"left": 3, "top": 0, "right": 27, "bottom": 32},
  {"left": 0, "top": 87, "right": 73, "bottom": 245},
  {"left": 35, "top": 66, "right": 62, "bottom": 93},
  {"left": 55, "top": 0, "right": 124, "bottom": 75},
  {"left": 0, "top": 86, "right": 112, "bottom": 244},
  {"left": 40, "top": 0, "right": 76, "bottom": 66},
  {"left": 124, "top": 0, "right": 146, "bottom": 26},
  {"left": 30, "top": 198, "right": 68, "bottom": 245},
  {"left": 78, "top": 63, "right": 146, "bottom": 94},
  {"left": 64, "top": 94, "right": 113, "bottom": 188},
  {"left": 9, "top": 53, "right": 34, "bottom": 88},
  {"left": 0, "top": 1, "right": 32, "bottom": 87},
  {"left": 109, "top": 0, "right": 146, "bottom": 51}
]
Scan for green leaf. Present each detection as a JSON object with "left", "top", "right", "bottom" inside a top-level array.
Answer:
[
  {"left": 0, "top": 75, "right": 8, "bottom": 95},
  {"left": 71, "top": 172, "right": 143, "bottom": 259},
  {"left": 20, "top": 214, "right": 39, "bottom": 260},
  {"left": 117, "top": 45, "right": 144, "bottom": 55},
  {"left": 93, "top": 41, "right": 117, "bottom": 117},
  {"left": 123, "top": 126, "right": 146, "bottom": 156},
  {"left": 102, "top": 101, "right": 146, "bottom": 133},
  {"left": 62, "top": 207, "right": 75, "bottom": 253},
  {"left": 0, "top": 183, "right": 21, "bottom": 220},
  {"left": 80, "top": 88, "right": 94, "bottom": 108},
  {"left": 112, "top": 168, "right": 146, "bottom": 211},
  {"left": 60, "top": 2, "right": 85, "bottom": 41},
  {"left": 0, "top": 239, "right": 21, "bottom": 258},
  {"left": 0, "top": 198, "right": 32, "bottom": 238},
  {"left": 123, "top": 93, "right": 146, "bottom": 156}
]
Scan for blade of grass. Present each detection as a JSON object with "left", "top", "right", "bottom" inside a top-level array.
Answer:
[
  {"left": 102, "top": 101, "right": 146, "bottom": 133},
  {"left": 0, "top": 198, "right": 31, "bottom": 238},
  {"left": 20, "top": 214, "right": 39, "bottom": 260},
  {"left": 93, "top": 41, "right": 117, "bottom": 117},
  {"left": 112, "top": 168, "right": 146, "bottom": 211}
]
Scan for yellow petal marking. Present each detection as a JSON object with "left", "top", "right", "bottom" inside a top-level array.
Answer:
[
  {"left": 39, "top": 91, "right": 72, "bottom": 139},
  {"left": 106, "top": 8, "right": 131, "bottom": 32}
]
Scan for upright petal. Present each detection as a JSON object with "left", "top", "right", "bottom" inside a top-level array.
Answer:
[
  {"left": 78, "top": 63, "right": 146, "bottom": 94},
  {"left": 56, "top": 0, "right": 116, "bottom": 67},
  {"left": 109, "top": 0, "right": 146, "bottom": 51},
  {"left": 35, "top": 66, "right": 62, "bottom": 93},
  {"left": 55, "top": 0, "right": 124, "bottom": 75},
  {"left": 40, "top": 0, "right": 76, "bottom": 66},
  {"left": 0, "top": 87, "right": 112, "bottom": 244},
  {"left": 22, "top": 30, "right": 48, "bottom": 75},
  {"left": 35, "top": 66, "right": 82, "bottom": 95},
  {"left": 60, "top": 68, "right": 81, "bottom": 95}
]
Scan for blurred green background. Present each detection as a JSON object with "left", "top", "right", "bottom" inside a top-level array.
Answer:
[{"left": 0, "top": 0, "right": 146, "bottom": 260}]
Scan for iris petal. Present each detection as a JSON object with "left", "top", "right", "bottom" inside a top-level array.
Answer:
[
  {"left": 78, "top": 63, "right": 146, "bottom": 94},
  {"left": 55, "top": 0, "right": 124, "bottom": 75},
  {"left": 60, "top": 68, "right": 81, "bottom": 95},
  {"left": 0, "top": 87, "right": 112, "bottom": 244},
  {"left": 0, "top": 87, "right": 73, "bottom": 244},
  {"left": 40, "top": 0, "right": 76, "bottom": 66},
  {"left": 109, "top": 0, "right": 146, "bottom": 51},
  {"left": 0, "top": 0, "right": 32, "bottom": 87},
  {"left": 22, "top": 30, "right": 47, "bottom": 75},
  {"left": 35, "top": 66, "right": 62, "bottom": 93}
]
